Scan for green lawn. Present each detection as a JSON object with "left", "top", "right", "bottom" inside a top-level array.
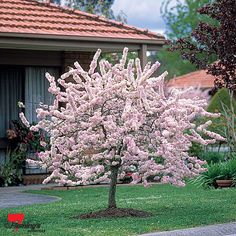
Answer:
[{"left": 1, "top": 183, "right": 236, "bottom": 236}]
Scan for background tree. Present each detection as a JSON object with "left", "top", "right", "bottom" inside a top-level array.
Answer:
[
  {"left": 170, "top": 0, "right": 236, "bottom": 90},
  {"left": 51, "top": 0, "right": 127, "bottom": 23},
  {"left": 40, "top": 0, "right": 114, "bottom": 18},
  {"left": 52, "top": 0, "right": 61, "bottom": 4},
  {"left": 20, "top": 48, "right": 224, "bottom": 217},
  {"left": 156, "top": 0, "right": 214, "bottom": 80},
  {"left": 61, "top": 0, "right": 115, "bottom": 19}
]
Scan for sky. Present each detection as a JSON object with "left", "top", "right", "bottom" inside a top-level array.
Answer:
[
  {"left": 112, "top": 0, "right": 184, "bottom": 35},
  {"left": 112, "top": 0, "right": 166, "bottom": 35}
]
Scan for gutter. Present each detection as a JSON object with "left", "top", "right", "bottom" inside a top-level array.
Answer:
[{"left": 0, "top": 32, "right": 166, "bottom": 46}]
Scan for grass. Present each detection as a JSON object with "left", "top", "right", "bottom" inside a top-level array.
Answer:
[{"left": 1, "top": 183, "right": 236, "bottom": 236}]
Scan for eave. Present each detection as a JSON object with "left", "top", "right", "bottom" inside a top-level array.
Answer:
[{"left": 0, "top": 32, "right": 166, "bottom": 52}]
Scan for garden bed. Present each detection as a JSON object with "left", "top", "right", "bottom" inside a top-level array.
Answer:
[{"left": 77, "top": 208, "right": 152, "bottom": 219}]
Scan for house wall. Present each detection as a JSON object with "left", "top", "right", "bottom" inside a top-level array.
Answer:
[{"left": 0, "top": 49, "right": 94, "bottom": 71}]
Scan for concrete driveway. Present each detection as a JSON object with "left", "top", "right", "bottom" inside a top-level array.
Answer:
[{"left": 0, "top": 184, "right": 60, "bottom": 208}]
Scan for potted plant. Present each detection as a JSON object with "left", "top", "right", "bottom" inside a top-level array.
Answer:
[
  {"left": 193, "top": 158, "right": 236, "bottom": 188},
  {"left": 216, "top": 179, "right": 233, "bottom": 187},
  {"left": 215, "top": 159, "right": 236, "bottom": 187}
]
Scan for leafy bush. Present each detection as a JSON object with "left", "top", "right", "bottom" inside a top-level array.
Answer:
[
  {"left": 207, "top": 88, "right": 236, "bottom": 137},
  {"left": 0, "top": 149, "right": 25, "bottom": 187},
  {"left": 194, "top": 88, "right": 236, "bottom": 155},
  {"left": 195, "top": 88, "right": 235, "bottom": 136},
  {"left": 198, "top": 151, "right": 226, "bottom": 164},
  {"left": 223, "top": 159, "right": 236, "bottom": 180},
  {"left": 189, "top": 142, "right": 204, "bottom": 157},
  {"left": 192, "top": 163, "right": 222, "bottom": 188},
  {"left": 208, "top": 88, "right": 236, "bottom": 114}
]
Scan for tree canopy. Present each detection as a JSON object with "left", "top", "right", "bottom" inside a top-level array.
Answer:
[
  {"left": 65, "top": 0, "right": 115, "bottom": 19},
  {"left": 51, "top": 0, "right": 115, "bottom": 19}
]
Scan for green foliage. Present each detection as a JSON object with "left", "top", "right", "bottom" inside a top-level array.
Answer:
[
  {"left": 102, "top": 51, "right": 138, "bottom": 65},
  {"left": 225, "top": 159, "right": 236, "bottom": 179},
  {"left": 169, "top": 0, "right": 236, "bottom": 90},
  {"left": 161, "top": 0, "right": 214, "bottom": 40},
  {"left": 156, "top": 47, "right": 197, "bottom": 80},
  {"left": 192, "top": 163, "right": 222, "bottom": 188},
  {"left": 198, "top": 152, "right": 225, "bottom": 164},
  {"left": 206, "top": 89, "right": 236, "bottom": 149},
  {"left": 193, "top": 158, "right": 236, "bottom": 188},
  {"left": 195, "top": 88, "right": 236, "bottom": 155},
  {"left": 208, "top": 88, "right": 236, "bottom": 114},
  {"left": 2, "top": 120, "right": 49, "bottom": 186},
  {"left": 52, "top": 0, "right": 127, "bottom": 22},
  {"left": 63, "top": 0, "right": 115, "bottom": 19},
  {"left": 188, "top": 142, "right": 204, "bottom": 157},
  {"left": 0, "top": 149, "right": 25, "bottom": 187}
]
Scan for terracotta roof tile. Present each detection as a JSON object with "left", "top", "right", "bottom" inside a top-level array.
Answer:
[
  {"left": 168, "top": 70, "right": 216, "bottom": 88},
  {"left": 0, "top": 0, "right": 165, "bottom": 41}
]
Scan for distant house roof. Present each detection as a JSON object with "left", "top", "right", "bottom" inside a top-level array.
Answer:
[
  {"left": 168, "top": 69, "right": 215, "bottom": 89},
  {"left": 0, "top": 0, "right": 165, "bottom": 51}
]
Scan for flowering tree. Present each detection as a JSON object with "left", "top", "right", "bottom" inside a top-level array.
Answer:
[{"left": 20, "top": 48, "right": 224, "bottom": 210}]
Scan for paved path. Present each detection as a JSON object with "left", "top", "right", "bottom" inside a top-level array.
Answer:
[
  {"left": 0, "top": 184, "right": 60, "bottom": 208},
  {"left": 141, "top": 222, "right": 236, "bottom": 236}
]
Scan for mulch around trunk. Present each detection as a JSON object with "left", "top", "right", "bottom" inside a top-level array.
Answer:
[{"left": 75, "top": 208, "right": 152, "bottom": 219}]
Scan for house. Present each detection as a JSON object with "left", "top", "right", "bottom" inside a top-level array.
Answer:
[
  {"left": 168, "top": 69, "right": 215, "bottom": 90},
  {"left": 0, "top": 0, "right": 165, "bottom": 183}
]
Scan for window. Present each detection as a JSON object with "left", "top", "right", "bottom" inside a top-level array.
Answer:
[{"left": 0, "top": 66, "right": 59, "bottom": 173}]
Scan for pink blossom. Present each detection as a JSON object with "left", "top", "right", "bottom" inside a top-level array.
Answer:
[
  {"left": 40, "top": 141, "right": 47, "bottom": 147},
  {"left": 19, "top": 112, "right": 30, "bottom": 127}
]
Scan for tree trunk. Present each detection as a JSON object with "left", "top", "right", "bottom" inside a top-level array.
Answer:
[{"left": 108, "top": 166, "right": 119, "bottom": 209}]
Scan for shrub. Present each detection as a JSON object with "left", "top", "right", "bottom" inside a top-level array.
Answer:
[
  {"left": 206, "top": 88, "right": 236, "bottom": 137},
  {"left": 188, "top": 142, "right": 204, "bottom": 157},
  {"left": 208, "top": 88, "right": 236, "bottom": 114},
  {"left": 198, "top": 151, "right": 225, "bottom": 164},
  {"left": 195, "top": 88, "right": 236, "bottom": 155},
  {"left": 0, "top": 149, "right": 25, "bottom": 187}
]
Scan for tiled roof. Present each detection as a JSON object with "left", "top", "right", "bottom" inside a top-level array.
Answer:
[
  {"left": 0, "top": 0, "right": 165, "bottom": 41},
  {"left": 168, "top": 70, "right": 215, "bottom": 88}
]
